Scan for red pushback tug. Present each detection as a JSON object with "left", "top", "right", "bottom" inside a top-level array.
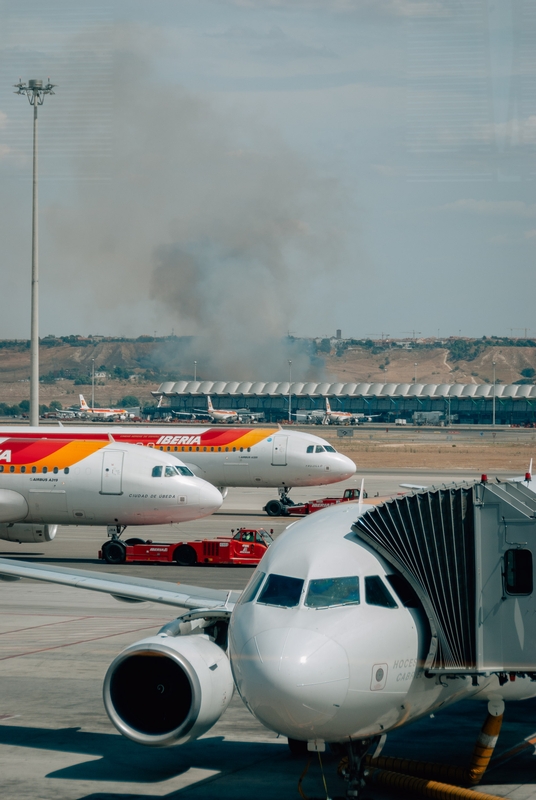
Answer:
[
  {"left": 99, "top": 528, "right": 273, "bottom": 566},
  {"left": 264, "top": 487, "right": 366, "bottom": 516}
]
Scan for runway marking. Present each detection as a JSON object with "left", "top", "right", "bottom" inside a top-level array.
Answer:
[
  {"left": 0, "top": 621, "right": 163, "bottom": 661},
  {"left": 0, "top": 616, "right": 89, "bottom": 636},
  {"left": 488, "top": 731, "right": 536, "bottom": 770}
]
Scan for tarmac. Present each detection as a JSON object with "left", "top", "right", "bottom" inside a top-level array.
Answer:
[{"left": 0, "top": 473, "right": 535, "bottom": 800}]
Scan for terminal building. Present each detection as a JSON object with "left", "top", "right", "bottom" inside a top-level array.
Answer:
[{"left": 153, "top": 380, "right": 536, "bottom": 426}]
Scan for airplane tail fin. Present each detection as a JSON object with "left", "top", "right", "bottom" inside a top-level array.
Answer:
[
  {"left": 207, "top": 396, "right": 214, "bottom": 412},
  {"left": 79, "top": 394, "right": 89, "bottom": 410},
  {"left": 325, "top": 397, "right": 332, "bottom": 414}
]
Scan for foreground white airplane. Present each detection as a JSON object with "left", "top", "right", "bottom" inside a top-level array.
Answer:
[
  {"left": 1, "top": 484, "right": 534, "bottom": 798},
  {"left": 0, "top": 434, "right": 222, "bottom": 548},
  {"left": 0, "top": 424, "right": 356, "bottom": 509}
]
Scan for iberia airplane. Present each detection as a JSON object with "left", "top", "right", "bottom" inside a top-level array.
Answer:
[
  {"left": 79, "top": 395, "right": 133, "bottom": 420},
  {"left": 0, "top": 435, "right": 222, "bottom": 546},
  {"left": 173, "top": 395, "right": 263, "bottom": 423},
  {"left": 0, "top": 424, "right": 356, "bottom": 512}
]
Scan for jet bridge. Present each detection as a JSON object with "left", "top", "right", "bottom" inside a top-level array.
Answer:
[{"left": 353, "top": 480, "right": 536, "bottom": 676}]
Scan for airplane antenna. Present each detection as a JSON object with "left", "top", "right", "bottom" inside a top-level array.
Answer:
[{"left": 108, "top": 433, "right": 115, "bottom": 443}]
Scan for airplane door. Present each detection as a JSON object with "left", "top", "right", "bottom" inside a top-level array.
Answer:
[
  {"left": 271, "top": 436, "right": 288, "bottom": 466},
  {"left": 101, "top": 451, "right": 124, "bottom": 495}
]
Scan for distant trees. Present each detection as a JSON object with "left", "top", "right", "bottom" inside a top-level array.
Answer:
[{"left": 120, "top": 395, "right": 140, "bottom": 407}]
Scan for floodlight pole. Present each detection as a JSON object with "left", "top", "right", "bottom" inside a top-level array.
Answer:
[
  {"left": 288, "top": 360, "right": 292, "bottom": 423},
  {"left": 14, "top": 79, "right": 56, "bottom": 426},
  {"left": 91, "top": 359, "right": 95, "bottom": 410},
  {"left": 492, "top": 360, "right": 496, "bottom": 427}
]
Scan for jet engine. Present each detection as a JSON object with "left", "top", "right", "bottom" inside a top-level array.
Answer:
[
  {"left": 103, "top": 632, "right": 234, "bottom": 746},
  {"left": 0, "top": 523, "right": 57, "bottom": 543},
  {"left": 0, "top": 489, "right": 29, "bottom": 523}
]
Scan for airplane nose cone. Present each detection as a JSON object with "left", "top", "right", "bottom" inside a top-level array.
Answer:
[
  {"left": 233, "top": 627, "right": 349, "bottom": 738},
  {"left": 197, "top": 481, "right": 224, "bottom": 514},
  {"left": 331, "top": 454, "right": 356, "bottom": 481}
]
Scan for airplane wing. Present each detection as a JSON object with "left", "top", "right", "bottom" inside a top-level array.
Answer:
[{"left": 0, "top": 558, "right": 241, "bottom": 610}]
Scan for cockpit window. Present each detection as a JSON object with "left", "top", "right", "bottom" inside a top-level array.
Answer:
[
  {"left": 257, "top": 574, "right": 304, "bottom": 608},
  {"left": 176, "top": 466, "right": 194, "bottom": 476},
  {"left": 306, "top": 445, "right": 314, "bottom": 453},
  {"left": 324, "top": 445, "right": 336, "bottom": 453},
  {"left": 239, "top": 571, "right": 266, "bottom": 605},
  {"left": 256, "top": 529, "right": 274, "bottom": 545},
  {"left": 386, "top": 574, "right": 420, "bottom": 608},
  {"left": 305, "top": 576, "right": 360, "bottom": 609},
  {"left": 365, "top": 576, "right": 398, "bottom": 608},
  {"left": 315, "top": 445, "right": 325, "bottom": 453},
  {"left": 153, "top": 465, "right": 193, "bottom": 478}
]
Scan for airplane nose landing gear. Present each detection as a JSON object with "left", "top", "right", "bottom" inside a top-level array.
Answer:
[{"left": 338, "top": 739, "right": 376, "bottom": 799}]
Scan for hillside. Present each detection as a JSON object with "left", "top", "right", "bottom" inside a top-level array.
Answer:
[
  {"left": 0, "top": 337, "right": 535, "bottom": 410},
  {"left": 324, "top": 344, "right": 536, "bottom": 386}
]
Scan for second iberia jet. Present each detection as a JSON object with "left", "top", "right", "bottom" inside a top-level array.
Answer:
[
  {"left": 0, "top": 435, "right": 222, "bottom": 545},
  {"left": 0, "top": 424, "right": 356, "bottom": 510}
]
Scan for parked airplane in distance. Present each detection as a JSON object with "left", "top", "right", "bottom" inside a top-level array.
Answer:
[
  {"left": 0, "top": 424, "right": 356, "bottom": 509},
  {"left": 1, "top": 495, "right": 535, "bottom": 797},
  {"left": 173, "top": 396, "right": 264, "bottom": 424},
  {"left": 296, "top": 398, "right": 379, "bottom": 425},
  {"left": 79, "top": 395, "right": 135, "bottom": 420},
  {"left": 0, "top": 435, "right": 222, "bottom": 545}
]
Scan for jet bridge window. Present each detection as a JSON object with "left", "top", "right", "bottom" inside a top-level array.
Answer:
[
  {"left": 305, "top": 576, "right": 360, "bottom": 609},
  {"left": 365, "top": 576, "right": 398, "bottom": 608},
  {"left": 257, "top": 574, "right": 304, "bottom": 608},
  {"left": 505, "top": 549, "right": 533, "bottom": 596}
]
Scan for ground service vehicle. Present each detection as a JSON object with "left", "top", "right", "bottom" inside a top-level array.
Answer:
[
  {"left": 264, "top": 487, "right": 365, "bottom": 516},
  {"left": 99, "top": 528, "right": 274, "bottom": 566}
]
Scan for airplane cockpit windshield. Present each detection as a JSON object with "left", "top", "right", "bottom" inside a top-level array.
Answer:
[
  {"left": 152, "top": 465, "right": 194, "bottom": 478},
  {"left": 306, "top": 444, "right": 337, "bottom": 453},
  {"left": 257, "top": 574, "right": 304, "bottom": 607},
  {"left": 305, "top": 576, "right": 360, "bottom": 608}
]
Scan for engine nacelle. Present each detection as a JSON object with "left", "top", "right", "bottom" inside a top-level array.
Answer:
[
  {"left": 0, "top": 489, "right": 29, "bottom": 523},
  {"left": 0, "top": 523, "right": 57, "bottom": 543},
  {"left": 103, "top": 633, "right": 234, "bottom": 747}
]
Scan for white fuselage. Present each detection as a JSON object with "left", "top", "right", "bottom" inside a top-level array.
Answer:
[
  {"left": 0, "top": 426, "right": 356, "bottom": 490},
  {"left": 229, "top": 503, "right": 536, "bottom": 742},
  {"left": 0, "top": 440, "right": 222, "bottom": 527}
]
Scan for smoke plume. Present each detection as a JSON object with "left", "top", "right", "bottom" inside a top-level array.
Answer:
[{"left": 44, "top": 24, "right": 349, "bottom": 380}]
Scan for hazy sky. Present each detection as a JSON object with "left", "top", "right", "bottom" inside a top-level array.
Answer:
[{"left": 0, "top": 1, "right": 535, "bottom": 360}]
